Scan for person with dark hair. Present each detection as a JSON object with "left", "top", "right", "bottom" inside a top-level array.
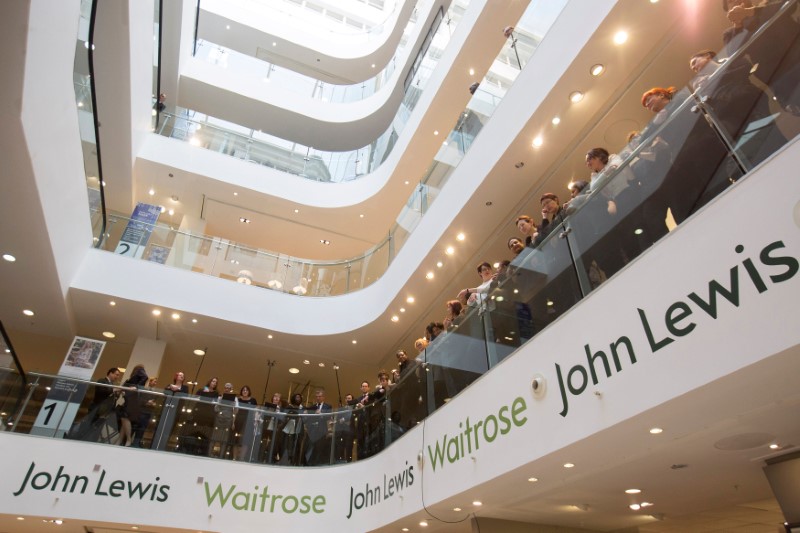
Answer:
[
  {"left": 304, "top": 389, "right": 332, "bottom": 466},
  {"left": 533, "top": 193, "right": 564, "bottom": 247},
  {"left": 92, "top": 367, "right": 121, "bottom": 409},
  {"left": 425, "top": 321, "right": 445, "bottom": 341},
  {"left": 200, "top": 377, "right": 219, "bottom": 396},
  {"left": 507, "top": 237, "right": 525, "bottom": 257},
  {"left": 118, "top": 364, "right": 149, "bottom": 447},
  {"left": 457, "top": 262, "right": 495, "bottom": 311},
  {"left": 281, "top": 392, "right": 305, "bottom": 465},
  {"left": 689, "top": 49, "right": 721, "bottom": 91},
  {"left": 515, "top": 215, "right": 538, "bottom": 247},
  {"left": 443, "top": 300, "right": 463, "bottom": 331},
  {"left": 232, "top": 385, "right": 258, "bottom": 460},
  {"left": 391, "top": 349, "right": 416, "bottom": 382}
]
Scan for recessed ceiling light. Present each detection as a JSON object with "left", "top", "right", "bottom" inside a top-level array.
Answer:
[
  {"left": 233, "top": 192, "right": 238, "bottom": 196},
  {"left": 294, "top": 209, "right": 299, "bottom": 213},
  {"left": 650, "top": 0, "right": 659, "bottom": 3},
  {"left": 469, "top": 68, "right": 475, "bottom": 75},
  {"left": 168, "top": 209, "right": 175, "bottom": 216},
  {"left": 406, "top": 296, "right": 415, "bottom": 303},
  {"left": 132, "top": 527, "right": 139, "bottom": 530},
  {"left": 445, "top": 246, "right": 455, "bottom": 255},
  {"left": 272, "top": 41, "right": 277, "bottom": 46},
  {"left": 2, "top": 253, "right": 16, "bottom": 262},
  {"left": 590, "top": 64, "right": 605, "bottom": 76},
  {"left": 456, "top": 233, "right": 465, "bottom": 241},
  {"left": 102, "top": 331, "right": 115, "bottom": 338},
  {"left": 426, "top": 271, "right": 434, "bottom": 280},
  {"left": 23, "top": 309, "right": 34, "bottom": 316},
  {"left": 148, "top": 188, "right": 155, "bottom": 196},
  {"left": 16, "top": 517, "right": 24, "bottom": 520},
  {"left": 320, "top": 239, "right": 331, "bottom": 245},
  {"left": 402, "top": 529, "right": 409, "bottom": 532},
  {"left": 546, "top": 299, "right": 554, "bottom": 307},
  {"left": 472, "top": 501, "right": 482, "bottom": 506},
  {"left": 569, "top": 91, "right": 584, "bottom": 103},
  {"left": 400, "top": 307, "right": 406, "bottom": 313},
  {"left": 563, "top": 462, "right": 575, "bottom": 468},
  {"left": 303, "top": 360, "right": 310, "bottom": 365},
  {"left": 528, "top": 477, "right": 538, "bottom": 483},
  {"left": 453, "top": 507, "right": 462, "bottom": 511},
  {"left": 239, "top": 217, "right": 250, "bottom": 223},
  {"left": 352, "top": 340, "right": 357, "bottom": 344},
  {"left": 171, "top": 312, "right": 180, "bottom": 320},
  {"left": 404, "top": 180, "right": 410, "bottom": 185},
  {"left": 267, "top": 334, "right": 273, "bottom": 339},
  {"left": 625, "top": 489, "right": 641, "bottom": 494},
  {"left": 770, "top": 443, "right": 780, "bottom": 449},
  {"left": 159, "top": 205, "right": 166, "bottom": 213},
  {"left": 532, "top": 136, "right": 543, "bottom": 147},
  {"left": 192, "top": 318, "right": 197, "bottom": 323},
  {"left": 109, "top": 301, "right": 116, "bottom": 306},
  {"left": 613, "top": 30, "right": 629, "bottom": 45},
  {"left": 289, "top": 368, "right": 299, "bottom": 374},
  {"left": 319, "top": 362, "right": 325, "bottom": 367},
  {"left": 551, "top": 116, "right": 561, "bottom": 125},
  {"left": 391, "top": 315, "right": 399, "bottom": 322},
  {"left": 630, "top": 504, "right": 641, "bottom": 511},
  {"left": 634, "top": 228, "right": 644, "bottom": 235},
  {"left": 359, "top": 214, "right": 364, "bottom": 218},
  {"left": 193, "top": 349, "right": 205, "bottom": 356},
  {"left": 649, "top": 427, "right": 663, "bottom": 434},
  {"left": 419, "top": 521, "right": 428, "bottom": 527},
  {"left": 436, "top": 261, "right": 443, "bottom": 268},
  {"left": 226, "top": 24, "right": 230, "bottom": 29},
  {"left": 433, "top": 130, "right": 439, "bottom": 136}
]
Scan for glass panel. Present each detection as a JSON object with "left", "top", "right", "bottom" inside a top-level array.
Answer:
[
  {"left": 423, "top": 311, "right": 491, "bottom": 410},
  {"left": 694, "top": 1, "right": 800, "bottom": 170},
  {"left": 501, "top": 222, "right": 584, "bottom": 343},
  {"left": 566, "top": 95, "right": 745, "bottom": 294}
]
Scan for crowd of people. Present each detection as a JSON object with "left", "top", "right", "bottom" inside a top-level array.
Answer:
[{"left": 73, "top": 0, "right": 798, "bottom": 466}]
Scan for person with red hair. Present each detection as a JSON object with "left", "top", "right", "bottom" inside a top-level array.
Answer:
[{"left": 641, "top": 86, "right": 677, "bottom": 125}]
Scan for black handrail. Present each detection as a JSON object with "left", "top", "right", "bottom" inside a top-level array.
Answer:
[
  {"left": 87, "top": 0, "right": 107, "bottom": 249},
  {"left": 155, "top": 0, "right": 164, "bottom": 130}
]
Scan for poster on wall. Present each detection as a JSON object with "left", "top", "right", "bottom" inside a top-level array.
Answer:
[
  {"left": 30, "top": 337, "right": 106, "bottom": 438},
  {"left": 114, "top": 202, "right": 161, "bottom": 259}
]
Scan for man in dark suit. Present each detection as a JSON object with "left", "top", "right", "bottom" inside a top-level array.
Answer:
[{"left": 304, "top": 389, "right": 332, "bottom": 465}]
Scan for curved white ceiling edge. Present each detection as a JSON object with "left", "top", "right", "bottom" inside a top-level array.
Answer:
[
  {"left": 200, "top": 0, "right": 417, "bottom": 63},
  {"left": 178, "top": 0, "right": 470, "bottom": 151},
  {"left": 77, "top": 0, "right": 619, "bottom": 337}
]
